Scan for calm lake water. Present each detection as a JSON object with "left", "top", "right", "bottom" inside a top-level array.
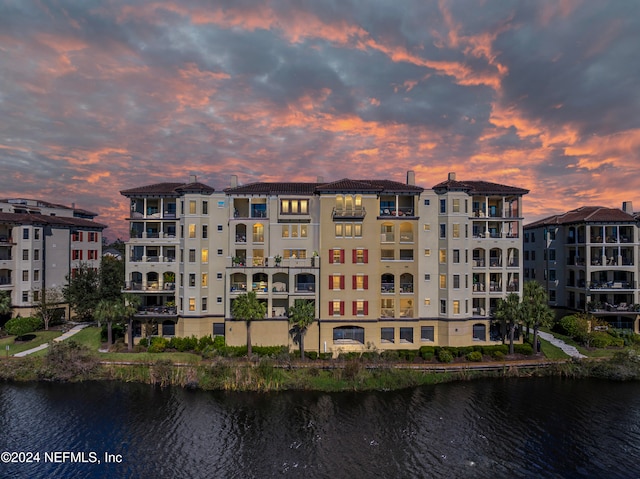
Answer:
[{"left": 1, "top": 378, "right": 639, "bottom": 478}]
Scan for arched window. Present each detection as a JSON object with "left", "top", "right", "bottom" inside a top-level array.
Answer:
[
  {"left": 235, "top": 224, "right": 247, "bottom": 243},
  {"left": 473, "top": 323, "right": 486, "bottom": 341},
  {"left": 381, "top": 273, "right": 395, "bottom": 293}
]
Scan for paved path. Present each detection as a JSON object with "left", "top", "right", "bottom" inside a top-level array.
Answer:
[
  {"left": 13, "top": 323, "right": 90, "bottom": 357},
  {"left": 536, "top": 330, "right": 587, "bottom": 359}
]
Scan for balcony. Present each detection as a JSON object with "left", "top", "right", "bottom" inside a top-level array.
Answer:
[
  {"left": 136, "top": 305, "right": 177, "bottom": 317},
  {"left": 332, "top": 207, "right": 366, "bottom": 220},
  {"left": 295, "top": 282, "right": 316, "bottom": 293},
  {"left": 379, "top": 206, "right": 414, "bottom": 218},
  {"left": 587, "top": 281, "right": 637, "bottom": 290}
]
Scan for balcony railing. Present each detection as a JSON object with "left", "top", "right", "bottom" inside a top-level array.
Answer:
[
  {"left": 379, "top": 206, "right": 414, "bottom": 217},
  {"left": 332, "top": 207, "right": 366, "bottom": 220},
  {"left": 381, "top": 282, "right": 395, "bottom": 293},
  {"left": 295, "top": 283, "right": 315, "bottom": 293},
  {"left": 380, "top": 308, "right": 395, "bottom": 318},
  {"left": 137, "top": 306, "right": 177, "bottom": 316},
  {"left": 399, "top": 283, "right": 414, "bottom": 293},
  {"left": 588, "top": 281, "right": 636, "bottom": 290}
]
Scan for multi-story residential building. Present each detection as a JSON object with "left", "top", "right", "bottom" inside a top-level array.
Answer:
[
  {"left": 0, "top": 198, "right": 105, "bottom": 317},
  {"left": 524, "top": 203, "right": 640, "bottom": 331},
  {"left": 121, "top": 172, "right": 529, "bottom": 354}
]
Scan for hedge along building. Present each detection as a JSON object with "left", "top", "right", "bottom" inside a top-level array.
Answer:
[{"left": 121, "top": 172, "right": 528, "bottom": 355}]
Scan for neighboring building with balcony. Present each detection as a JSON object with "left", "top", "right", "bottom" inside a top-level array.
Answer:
[
  {"left": 120, "top": 172, "right": 529, "bottom": 353},
  {"left": 524, "top": 203, "right": 640, "bottom": 330},
  {"left": 0, "top": 198, "right": 105, "bottom": 317}
]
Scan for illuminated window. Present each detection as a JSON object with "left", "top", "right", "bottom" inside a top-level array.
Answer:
[
  {"left": 253, "top": 224, "right": 264, "bottom": 243},
  {"left": 453, "top": 199, "right": 460, "bottom": 212},
  {"left": 355, "top": 300, "right": 365, "bottom": 316},
  {"left": 344, "top": 224, "right": 352, "bottom": 237},
  {"left": 331, "top": 249, "right": 343, "bottom": 264},
  {"left": 424, "top": 249, "right": 431, "bottom": 256},
  {"left": 354, "top": 224, "right": 362, "bottom": 237},
  {"left": 200, "top": 249, "right": 208, "bottom": 263},
  {"left": 189, "top": 298, "right": 196, "bottom": 311},
  {"left": 282, "top": 226, "right": 289, "bottom": 238},
  {"left": 354, "top": 249, "right": 367, "bottom": 264},
  {"left": 439, "top": 274, "right": 446, "bottom": 288},
  {"left": 335, "top": 224, "right": 343, "bottom": 237},
  {"left": 202, "top": 273, "right": 208, "bottom": 287},
  {"left": 300, "top": 225, "right": 308, "bottom": 237},
  {"left": 423, "top": 224, "right": 430, "bottom": 231},
  {"left": 424, "top": 298, "right": 431, "bottom": 305},
  {"left": 331, "top": 275, "right": 343, "bottom": 290},
  {"left": 453, "top": 300, "right": 460, "bottom": 314},
  {"left": 439, "top": 249, "right": 447, "bottom": 263},
  {"left": 189, "top": 224, "right": 196, "bottom": 238},
  {"left": 189, "top": 201, "right": 196, "bottom": 214},
  {"left": 453, "top": 224, "right": 460, "bottom": 238},
  {"left": 354, "top": 275, "right": 365, "bottom": 290}
]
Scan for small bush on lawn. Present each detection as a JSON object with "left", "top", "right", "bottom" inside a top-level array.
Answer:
[
  {"left": 513, "top": 343, "right": 533, "bottom": 355},
  {"left": 482, "top": 345, "right": 508, "bottom": 356},
  {"left": 319, "top": 353, "right": 332, "bottom": 360},
  {"left": 437, "top": 349, "right": 453, "bottom": 363},
  {"left": 492, "top": 351, "right": 505, "bottom": 361},
  {"left": 5, "top": 316, "right": 43, "bottom": 336},
  {"left": 148, "top": 336, "right": 168, "bottom": 353},
  {"left": 305, "top": 351, "right": 318, "bottom": 360},
  {"left": 419, "top": 346, "right": 435, "bottom": 361},
  {"left": 466, "top": 351, "right": 483, "bottom": 362}
]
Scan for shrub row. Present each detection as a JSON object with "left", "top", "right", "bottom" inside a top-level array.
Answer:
[{"left": 4, "top": 316, "right": 43, "bottom": 337}]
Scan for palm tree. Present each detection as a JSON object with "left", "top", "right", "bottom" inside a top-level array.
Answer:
[
  {"left": 288, "top": 300, "right": 316, "bottom": 360},
  {"left": 522, "top": 281, "right": 554, "bottom": 354},
  {"left": 231, "top": 291, "right": 266, "bottom": 357},
  {"left": 95, "top": 299, "right": 119, "bottom": 348},
  {"left": 121, "top": 294, "right": 141, "bottom": 351},
  {"left": 495, "top": 293, "right": 522, "bottom": 354}
]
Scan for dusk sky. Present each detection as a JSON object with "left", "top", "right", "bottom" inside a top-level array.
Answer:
[{"left": 2, "top": 0, "right": 639, "bottom": 240}]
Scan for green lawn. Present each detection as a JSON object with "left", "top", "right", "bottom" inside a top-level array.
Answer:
[
  {"left": 538, "top": 336, "right": 571, "bottom": 360},
  {"left": 0, "top": 330, "right": 62, "bottom": 356}
]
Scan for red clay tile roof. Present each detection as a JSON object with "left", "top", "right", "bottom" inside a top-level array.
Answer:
[
  {"left": 175, "top": 182, "right": 216, "bottom": 194},
  {"left": 525, "top": 206, "right": 637, "bottom": 228},
  {"left": 120, "top": 182, "right": 190, "bottom": 196},
  {"left": 432, "top": 179, "right": 529, "bottom": 195},
  {"left": 224, "top": 182, "right": 320, "bottom": 195},
  {"left": 0, "top": 212, "right": 106, "bottom": 229}
]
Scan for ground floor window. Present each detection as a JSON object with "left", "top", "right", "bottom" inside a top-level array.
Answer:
[
  {"left": 400, "top": 327, "right": 413, "bottom": 343},
  {"left": 473, "top": 323, "right": 486, "bottom": 341},
  {"left": 333, "top": 326, "right": 364, "bottom": 344},
  {"left": 213, "top": 323, "right": 225, "bottom": 337},
  {"left": 381, "top": 327, "right": 394, "bottom": 343},
  {"left": 162, "top": 321, "right": 175, "bottom": 336},
  {"left": 421, "top": 326, "right": 434, "bottom": 342}
]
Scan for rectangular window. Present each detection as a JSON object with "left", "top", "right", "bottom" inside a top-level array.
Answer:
[
  {"left": 424, "top": 298, "right": 431, "bottom": 305},
  {"left": 453, "top": 199, "right": 460, "bottom": 212},
  {"left": 381, "top": 298, "right": 394, "bottom": 318},
  {"left": 440, "top": 300, "right": 446, "bottom": 314},
  {"left": 453, "top": 300, "right": 460, "bottom": 314},
  {"left": 189, "top": 249, "right": 196, "bottom": 262},
  {"left": 189, "top": 274, "right": 196, "bottom": 287},
  {"left": 424, "top": 224, "right": 431, "bottom": 231},
  {"left": 424, "top": 199, "right": 430, "bottom": 206},
  {"left": 23, "top": 228, "right": 29, "bottom": 240},
  {"left": 335, "top": 224, "right": 343, "bottom": 237},
  {"left": 439, "top": 274, "right": 446, "bottom": 289},
  {"left": 330, "top": 249, "right": 344, "bottom": 264},
  {"left": 453, "top": 224, "right": 460, "bottom": 238},
  {"left": 217, "top": 272, "right": 223, "bottom": 279},
  {"left": 217, "top": 297, "right": 222, "bottom": 304},
  {"left": 453, "top": 249, "right": 460, "bottom": 263},
  {"left": 381, "top": 327, "right": 395, "bottom": 343},
  {"left": 354, "top": 224, "right": 362, "bottom": 237},
  {"left": 213, "top": 323, "right": 225, "bottom": 337},
  {"left": 381, "top": 250, "right": 394, "bottom": 261},
  {"left": 400, "top": 327, "right": 413, "bottom": 343},
  {"left": 22, "top": 291, "right": 28, "bottom": 302},
  {"left": 330, "top": 275, "right": 343, "bottom": 290},
  {"left": 22, "top": 270, "right": 28, "bottom": 281},
  {"left": 421, "top": 326, "right": 434, "bottom": 342},
  {"left": 202, "top": 249, "right": 209, "bottom": 263},
  {"left": 189, "top": 201, "right": 196, "bottom": 214},
  {"left": 353, "top": 274, "right": 367, "bottom": 290},
  {"left": 330, "top": 300, "right": 344, "bottom": 316},
  {"left": 453, "top": 275, "right": 460, "bottom": 289},
  {"left": 424, "top": 274, "right": 431, "bottom": 281},
  {"left": 549, "top": 269, "right": 556, "bottom": 281},
  {"left": 354, "top": 300, "right": 366, "bottom": 316},
  {"left": 203, "top": 225, "right": 209, "bottom": 238},
  {"left": 439, "top": 249, "right": 447, "bottom": 264},
  {"left": 344, "top": 224, "right": 352, "bottom": 237},
  {"left": 189, "top": 224, "right": 196, "bottom": 238},
  {"left": 440, "top": 199, "right": 446, "bottom": 214},
  {"left": 202, "top": 273, "right": 208, "bottom": 287},
  {"left": 34, "top": 229, "right": 40, "bottom": 240},
  {"left": 217, "top": 249, "right": 223, "bottom": 255},
  {"left": 301, "top": 225, "right": 308, "bottom": 238},
  {"left": 22, "top": 249, "right": 28, "bottom": 261},
  {"left": 424, "top": 249, "right": 431, "bottom": 256},
  {"left": 202, "top": 297, "right": 208, "bottom": 311},
  {"left": 202, "top": 201, "right": 208, "bottom": 214},
  {"left": 33, "top": 270, "right": 40, "bottom": 281},
  {"left": 440, "top": 224, "right": 446, "bottom": 238},
  {"left": 189, "top": 298, "right": 196, "bottom": 311},
  {"left": 549, "top": 249, "right": 556, "bottom": 261},
  {"left": 353, "top": 248, "right": 368, "bottom": 264},
  {"left": 33, "top": 290, "right": 40, "bottom": 301},
  {"left": 282, "top": 225, "right": 290, "bottom": 238}
]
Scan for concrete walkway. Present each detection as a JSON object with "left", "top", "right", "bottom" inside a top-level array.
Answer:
[
  {"left": 536, "top": 330, "right": 587, "bottom": 359},
  {"left": 13, "top": 323, "right": 90, "bottom": 357}
]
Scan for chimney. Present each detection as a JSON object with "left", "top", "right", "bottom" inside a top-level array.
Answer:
[
  {"left": 448, "top": 172, "right": 456, "bottom": 181},
  {"left": 623, "top": 201, "right": 634, "bottom": 214},
  {"left": 317, "top": 176, "right": 324, "bottom": 183},
  {"left": 406, "top": 170, "right": 415, "bottom": 185},
  {"left": 189, "top": 174, "right": 197, "bottom": 183},
  {"left": 230, "top": 175, "right": 238, "bottom": 188}
]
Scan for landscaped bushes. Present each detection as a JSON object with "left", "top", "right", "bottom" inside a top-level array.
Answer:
[
  {"left": 466, "top": 351, "right": 483, "bottom": 362},
  {"left": 4, "top": 316, "right": 43, "bottom": 337},
  {"left": 556, "top": 314, "right": 590, "bottom": 343}
]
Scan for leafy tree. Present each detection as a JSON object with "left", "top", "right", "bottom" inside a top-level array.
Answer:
[
  {"left": 495, "top": 293, "right": 522, "bottom": 354},
  {"left": 33, "top": 286, "right": 64, "bottom": 330},
  {"left": 95, "top": 299, "right": 120, "bottom": 347},
  {"left": 4, "top": 316, "right": 42, "bottom": 336},
  {"left": 522, "top": 281, "right": 555, "bottom": 354},
  {"left": 288, "top": 300, "right": 316, "bottom": 360},
  {"left": 99, "top": 255, "right": 124, "bottom": 302},
  {"left": 0, "top": 290, "right": 12, "bottom": 325},
  {"left": 231, "top": 291, "right": 266, "bottom": 357},
  {"left": 63, "top": 263, "right": 100, "bottom": 321}
]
